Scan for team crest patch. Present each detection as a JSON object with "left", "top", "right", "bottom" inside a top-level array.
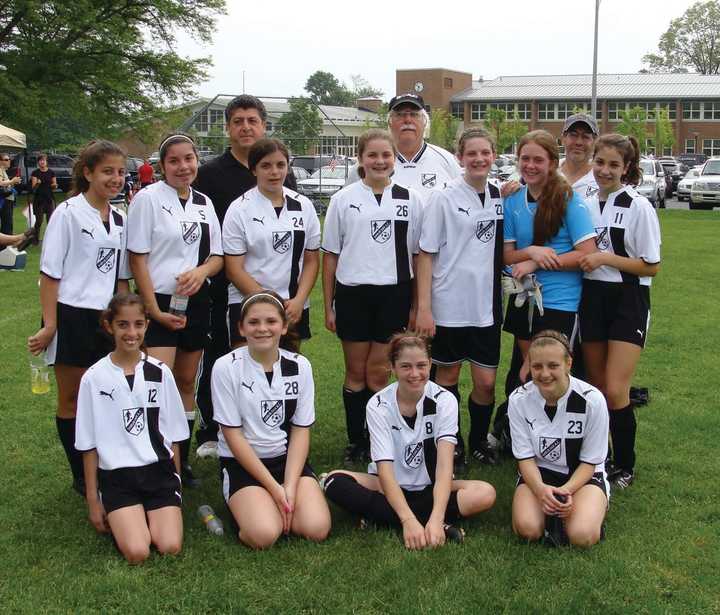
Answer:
[
  {"left": 404, "top": 442, "right": 424, "bottom": 468},
  {"left": 272, "top": 231, "right": 292, "bottom": 254},
  {"left": 595, "top": 226, "right": 610, "bottom": 250},
  {"left": 181, "top": 221, "right": 200, "bottom": 244},
  {"left": 123, "top": 407, "right": 145, "bottom": 436},
  {"left": 585, "top": 185, "right": 599, "bottom": 198},
  {"left": 96, "top": 247, "right": 116, "bottom": 273},
  {"left": 371, "top": 219, "right": 392, "bottom": 243},
  {"left": 421, "top": 173, "right": 437, "bottom": 188},
  {"left": 476, "top": 220, "right": 495, "bottom": 242},
  {"left": 261, "top": 399, "right": 284, "bottom": 427},
  {"left": 539, "top": 436, "right": 562, "bottom": 462}
]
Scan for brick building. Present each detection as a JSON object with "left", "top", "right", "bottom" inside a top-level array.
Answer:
[{"left": 397, "top": 69, "right": 720, "bottom": 156}]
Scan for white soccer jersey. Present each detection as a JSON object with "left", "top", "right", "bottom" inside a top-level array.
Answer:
[
  {"left": 75, "top": 354, "right": 189, "bottom": 470},
  {"left": 212, "top": 346, "right": 315, "bottom": 459},
  {"left": 584, "top": 185, "right": 662, "bottom": 286},
  {"left": 346, "top": 142, "right": 462, "bottom": 193},
  {"left": 40, "top": 194, "right": 130, "bottom": 310},
  {"left": 367, "top": 381, "right": 458, "bottom": 491},
  {"left": 509, "top": 376, "right": 609, "bottom": 477},
  {"left": 420, "top": 176, "right": 504, "bottom": 327},
  {"left": 560, "top": 162, "right": 599, "bottom": 201},
  {"left": 321, "top": 180, "right": 423, "bottom": 286},
  {"left": 223, "top": 186, "right": 321, "bottom": 306},
  {"left": 127, "top": 181, "right": 222, "bottom": 294}
]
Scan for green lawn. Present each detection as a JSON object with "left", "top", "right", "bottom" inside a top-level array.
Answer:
[{"left": 1, "top": 202, "right": 718, "bottom": 614}]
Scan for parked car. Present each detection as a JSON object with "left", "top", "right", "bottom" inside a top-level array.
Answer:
[
  {"left": 677, "top": 153, "right": 708, "bottom": 168},
  {"left": 676, "top": 166, "right": 702, "bottom": 201},
  {"left": 8, "top": 152, "right": 74, "bottom": 193},
  {"left": 689, "top": 157, "right": 720, "bottom": 210},
  {"left": 636, "top": 159, "right": 666, "bottom": 208},
  {"left": 291, "top": 166, "right": 311, "bottom": 182},
  {"left": 657, "top": 157, "right": 685, "bottom": 194},
  {"left": 124, "top": 157, "right": 143, "bottom": 183},
  {"left": 296, "top": 165, "right": 348, "bottom": 198},
  {"left": 291, "top": 155, "right": 350, "bottom": 175}
]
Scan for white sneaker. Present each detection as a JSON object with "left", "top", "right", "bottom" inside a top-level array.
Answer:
[{"left": 196, "top": 441, "right": 219, "bottom": 459}]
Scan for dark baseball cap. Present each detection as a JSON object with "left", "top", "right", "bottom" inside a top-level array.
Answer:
[
  {"left": 562, "top": 113, "right": 599, "bottom": 136},
  {"left": 389, "top": 93, "right": 425, "bottom": 111}
]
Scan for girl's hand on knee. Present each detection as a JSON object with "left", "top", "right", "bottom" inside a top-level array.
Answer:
[
  {"left": 283, "top": 483, "right": 297, "bottom": 533},
  {"left": 270, "top": 482, "right": 293, "bottom": 534},
  {"left": 402, "top": 517, "right": 427, "bottom": 550}
]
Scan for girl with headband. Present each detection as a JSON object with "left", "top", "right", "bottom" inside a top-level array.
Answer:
[
  {"left": 127, "top": 132, "right": 223, "bottom": 488},
  {"left": 211, "top": 290, "right": 330, "bottom": 549}
]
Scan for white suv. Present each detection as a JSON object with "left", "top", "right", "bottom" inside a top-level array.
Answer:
[
  {"left": 636, "top": 159, "right": 666, "bottom": 208},
  {"left": 689, "top": 158, "right": 720, "bottom": 210}
]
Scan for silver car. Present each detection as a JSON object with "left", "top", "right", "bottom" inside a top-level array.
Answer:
[
  {"left": 636, "top": 159, "right": 666, "bottom": 208},
  {"left": 689, "top": 158, "right": 720, "bottom": 210},
  {"left": 676, "top": 167, "right": 702, "bottom": 201}
]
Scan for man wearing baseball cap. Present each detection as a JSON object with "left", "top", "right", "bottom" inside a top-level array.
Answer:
[
  {"left": 559, "top": 112, "right": 599, "bottom": 199},
  {"left": 345, "top": 92, "right": 461, "bottom": 192}
]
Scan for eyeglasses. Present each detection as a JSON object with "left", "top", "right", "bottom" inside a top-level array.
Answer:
[{"left": 391, "top": 110, "right": 422, "bottom": 119}]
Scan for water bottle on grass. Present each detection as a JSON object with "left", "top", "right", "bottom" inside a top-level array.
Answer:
[
  {"left": 30, "top": 352, "right": 50, "bottom": 395},
  {"left": 197, "top": 504, "right": 224, "bottom": 536}
]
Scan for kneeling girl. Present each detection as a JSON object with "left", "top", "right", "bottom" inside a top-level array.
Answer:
[
  {"left": 323, "top": 333, "right": 496, "bottom": 550},
  {"left": 211, "top": 291, "right": 331, "bottom": 549},
  {"left": 75, "top": 293, "right": 188, "bottom": 563}
]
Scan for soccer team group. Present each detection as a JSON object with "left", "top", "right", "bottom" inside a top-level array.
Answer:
[{"left": 26, "top": 93, "right": 661, "bottom": 562}]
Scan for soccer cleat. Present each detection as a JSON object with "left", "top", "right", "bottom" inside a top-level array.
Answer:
[
  {"left": 543, "top": 515, "right": 569, "bottom": 547},
  {"left": 196, "top": 441, "right": 219, "bottom": 459},
  {"left": 469, "top": 441, "right": 498, "bottom": 466},
  {"left": 358, "top": 517, "right": 369, "bottom": 531},
  {"left": 630, "top": 387, "right": 649, "bottom": 406},
  {"left": 181, "top": 463, "right": 201, "bottom": 488},
  {"left": 610, "top": 469, "right": 634, "bottom": 490},
  {"left": 443, "top": 524, "right": 465, "bottom": 544},
  {"left": 453, "top": 444, "right": 467, "bottom": 473},
  {"left": 343, "top": 443, "right": 369, "bottom": 467},
  {"left": 16, "top": 228, "right": 38, "bottom": 252}
]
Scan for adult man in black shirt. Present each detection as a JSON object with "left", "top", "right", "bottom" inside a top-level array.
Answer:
[
  {"left": 192, "top": 94, "right": 297, "bottom": 458},
  {"left": 31, "top": 155, "right": 57, "bottom": 238}
]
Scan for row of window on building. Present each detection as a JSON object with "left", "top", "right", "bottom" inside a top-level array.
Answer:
[{"left": 450, "top": 100, "right": 720, "bottom": 122}]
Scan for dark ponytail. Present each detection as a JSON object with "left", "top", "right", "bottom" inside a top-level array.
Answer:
[{"left": 593, "top": 134, "right": 642, "bottom": 186}]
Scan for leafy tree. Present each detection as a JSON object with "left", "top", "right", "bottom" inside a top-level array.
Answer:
[
  {"left": 617, "top": 107, "right": 650, "bottom": 152},
  {"left": 428, "top": 108, "right": 460, "bottom": 152},
  {"left": 350, "top": 74, "right": 384, "bottom": 99},
  {"left": 654, "top": 107, "right": 676, "bottom": 155},
  {"left": 483, "top": 108, "right": 528, "bottom": 153},
  {"left": 362, "top": 103, "right": 389, "bottom": 130},
  {"left": 0, "top": 0, "right": 225, "bottom": 149},
  {"left": 643, "top": 1, "right": 720, "bottom": 74},
  {"left": 305, "top": 71, "right": 355, "bottom": 106},
  {"left": 505, "top": 112, "right": 529, "bottom": 154},
  {"left": 275, "top": 98, "right": 323, "bottom": 155}
]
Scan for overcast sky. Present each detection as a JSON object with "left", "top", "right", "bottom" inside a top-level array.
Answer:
[{"left": 176, "top": 0, "right": 700, "bottom": 102}]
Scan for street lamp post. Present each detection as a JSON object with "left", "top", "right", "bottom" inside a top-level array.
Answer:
[{"left": 591, "top": 0, "right": 600, "bottom": 119}]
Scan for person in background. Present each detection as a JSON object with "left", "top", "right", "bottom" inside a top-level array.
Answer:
[
  {"left": 192, "top": 94, "right": 297, "bottom": 460},
  {"left": 31, "top": 154, "right": 57, "bottom": 239},
  {"left": 138, "top": 158, "right": 155, "bottom": 189},
  {"left": 0, "top": 152, "right": 21, "bottom": 234}
]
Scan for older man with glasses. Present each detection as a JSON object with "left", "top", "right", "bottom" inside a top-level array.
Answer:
[{"left": 346, "top": 93, "right": 461, "bottom": 193}]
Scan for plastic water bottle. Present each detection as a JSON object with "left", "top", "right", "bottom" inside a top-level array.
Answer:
[
  {"left": 197, "top": 504, "right": 224, "bottom": 536},
  {"left": 169, "top": 293, "right": 189, "bottom": 316},
  {"left": 29, "top": 352, "right": 50, "bottom": 395}
]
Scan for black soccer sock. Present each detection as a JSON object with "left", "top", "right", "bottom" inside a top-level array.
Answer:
[
  {"left": 342, "top": 388, "right": 367, "bottom": 446},
  {"left": 468, "top": 396, "right": 494, "bottom": 450},
  {"left": 323, "top": 472, "right": 402, "bottom": 528},
  {"left": 55, "top": 416, "right": 84, "bottom": 482},
  {"left": 609, "top": 404, "right": 636, "bottom": 471},
  {"left": 180, "top": 419, "right": 195, "bottom": 467},
  {"left": 443, "top": 384, "right": 464, "bottom": 452},
  {"left": 504, "top": 342, "right": 524, "bottom": 396},
  {"left": 361, "top": 388, "right": 376, "bottom": 447}
]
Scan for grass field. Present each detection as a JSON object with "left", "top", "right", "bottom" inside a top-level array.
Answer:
[{"left": 1, "top": 201, "right": 718, "bottom": 614}]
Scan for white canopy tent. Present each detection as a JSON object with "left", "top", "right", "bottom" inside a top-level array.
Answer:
[{"left": 0, "top": 123, "right": 26, "bottom": 149}]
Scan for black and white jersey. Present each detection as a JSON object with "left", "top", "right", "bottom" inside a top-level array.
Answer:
[
  {"left": 345, "top": 142, "right": 462, "bottom": 193},
  {"left": 222, "top": 186, "right": 321, "bottom": 306},
  {"left": 584, "top": 185, "right": 661, "bottom": 286},
  {"left": 40, "top": 194, "right": 130, "bottom": 310},
  {"left": 75, "top": 354, "right": 189, "bottom": 470},
  {"left": 560, "top": 163, "right": 599, "bottom": 200},
  {"left": 127, "top": 181, "right": 222, "bottom": 294},
  {"left": 419, "top": 176, "right": 504, "bottom": 327},
  {"left": 321, "top": 180, "right": 423, "bottom": 286},
  {"left": 509, "top": 376, "right": 609, "bottom": 477},
  {"left": 367, "top": 381, "right": 458, "bottom": 491},
  {"left": 212, "top": 346, "right": 315, "bottom": 459}
]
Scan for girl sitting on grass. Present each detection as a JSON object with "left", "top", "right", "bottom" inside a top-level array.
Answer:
[
  {"left": 75, "top": 293, "right": 188, "bottom": 563},
  {"left": 321, "top": 333, "right": 496, "bottom": 550}
]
